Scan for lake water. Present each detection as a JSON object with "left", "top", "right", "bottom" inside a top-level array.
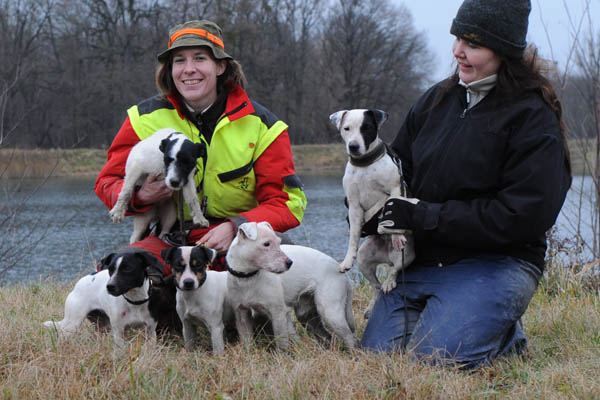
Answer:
[{"left": 0, "top": 174, "right": 593, "bottom": 284}]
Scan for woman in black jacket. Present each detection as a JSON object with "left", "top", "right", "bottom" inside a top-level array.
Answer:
[{"left": 361, "top": 0, "right": 571, "bottom": 368}]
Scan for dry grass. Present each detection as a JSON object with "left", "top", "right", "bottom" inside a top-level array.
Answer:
[
  {"left": 0, "top": 148, "right": 107, "bottom": 179},
  {"left": 1, "top": 266, "right": 599, "bottom": 399},
  {"left": 0, "top": 138, "right": 592, "bottom": 179},
  {"left": 0, "top": 145, "right": 347, "bottom": 179}
]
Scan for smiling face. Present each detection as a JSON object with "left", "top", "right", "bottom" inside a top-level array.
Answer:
[
  {"left": 171, "top": 47, "right": 226, "bottom": 110},
  {"left": 452, "top": 37, "right": 501, "bottom": 84}
]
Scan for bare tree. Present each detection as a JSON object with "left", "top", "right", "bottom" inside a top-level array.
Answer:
[{"left": 319, "top": 0, "right": 432, "bottom": 142}]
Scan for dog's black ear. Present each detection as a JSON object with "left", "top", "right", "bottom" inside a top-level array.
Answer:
[
  {"left": 159, "top": 137, "right": 170, "bottom": 154},
  {"left": 192, "top": 246, "right": 217, "bottom": 265},
  {"left": 137, "top": 251, "right": 164, "bottom": 283},
  {"left": 193, "top": 142, "right": 207, "bottom": 159},
  {"left": 368, "top": 109, "right": 388, "bottom": 129},
  {"left": 161, "top": 247, "right": 177, "bottom": 264},
  {"left": 98, "top": 253, "right": 116, "bottom": 270}
]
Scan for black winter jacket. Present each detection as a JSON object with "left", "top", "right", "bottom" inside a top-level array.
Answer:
[{"left": 392, "top": 79, "right": 571, "bottom": 269}]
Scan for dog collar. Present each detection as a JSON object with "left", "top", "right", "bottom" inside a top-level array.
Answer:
[
  {"left": 123, "top": 294, "right": 150, "bottom": 305},
  {"left": 226, "top": 263, "right": 258, "bottom": 278},
  {"left": 122, "top": 282, "right": 152, "bottom": 305},
  {"left": 348, "top": 142, "right": 386, "bottom": 167}
]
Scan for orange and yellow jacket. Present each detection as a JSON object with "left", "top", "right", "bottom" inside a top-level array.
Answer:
[{"left": 95, "top": 84, "right": 306, "bottom": 239}]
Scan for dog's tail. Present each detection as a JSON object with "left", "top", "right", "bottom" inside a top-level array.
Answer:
[{"left": 345, "top": 281, "right": 356, "bottom": 333}]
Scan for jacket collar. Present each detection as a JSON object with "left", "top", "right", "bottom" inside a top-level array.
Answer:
[
  {"left": 168, "top": 84, "right": 253, "bottom": 124},
  {"left": 459, "top": 74, "right": 497, "bottom": 110}
]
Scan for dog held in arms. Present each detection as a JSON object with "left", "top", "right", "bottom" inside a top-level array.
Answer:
[
  {"left": 226, "top": 221, "right": 359, "bottom": 350},
  {"left": 329, "top": 109, "right": 416, "bottom": 319},
  {"left": 109, "top": 127, "right": 209, "bottom": 244},
  {"left": 161, "top": 245, "right": 236, "bottom": 354},
  {"left": 43, "top": 248, "right": 178, "bottom": 347}
]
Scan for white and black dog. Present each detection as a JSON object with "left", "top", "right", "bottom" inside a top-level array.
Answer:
[
  {"left": 43, "top": 248, "right": 167, "bottom": 347},
  {"left": 109, "top": 127, "right": 209, "bottom": 244},
  {"left": 161, "top": 246, "right": 236, "bottom": 354},
  {"left": 330, "top": 109, "right": 416, "bottom": 319},
  {"left": 226, "top": 222, "right": 358, "bottom": 350}
]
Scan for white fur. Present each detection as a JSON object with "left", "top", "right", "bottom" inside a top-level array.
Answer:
[
  {"left": 330, "top": 109, "right": 416, "bottom": 319},
  {"left": 226, "top": 222, "right": 359, "bottom": 350},
  {"left": 42, "top": 268, "right": 156, "bottom": 347},
  {"left": 171, "top": 246, "right": 234, "bottom": 354},
  {"left": 108, "top": 127, "right": 209, "bottom": 243}
]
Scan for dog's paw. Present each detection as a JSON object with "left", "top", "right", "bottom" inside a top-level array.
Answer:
[
  {"left": 381, "top": 277, "right": 397, "bottom": 293},
  {"left": 391, "top": 234, "right": 407, "bottom": 250},
  {"left": 338, "top": 262, "right": 353, "bottom": 273},
  {"left": 192, "top": 215, "right": 210, "bottom": 228},
  {"left": 109, "top": 207, "right": 124, "bottom": 224}
]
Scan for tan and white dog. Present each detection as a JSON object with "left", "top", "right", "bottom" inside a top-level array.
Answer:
[
  {"left": 161, "top": 246, "right": 235, "bottom": 354},
  {"left": 330, "top": 109, "right": 416, "bottom": 318},
  {"left": 226, "top": 222, "right": 359, "bottom": 350}
]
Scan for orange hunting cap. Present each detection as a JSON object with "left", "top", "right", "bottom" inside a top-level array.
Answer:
[{"left": 157, "top": 20, "right": 232, "bottom": 62}]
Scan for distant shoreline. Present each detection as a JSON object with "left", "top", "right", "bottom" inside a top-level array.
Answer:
[
  {"left": 0, "top": 139, "right": 591, "bottom": 179},
  {"left": 0, "top": 144, "right": 348, "bottom": 179}
]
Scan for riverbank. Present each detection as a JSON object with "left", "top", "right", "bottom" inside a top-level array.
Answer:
[
  {"left": 0, "top": 144, "right": 348, "bottom": 179},
  {"left": 1, "top": 137, "right": 594, "bottom": 179},
  {"left": 1, "top": 262, "right": 598, "bottom": 398}
]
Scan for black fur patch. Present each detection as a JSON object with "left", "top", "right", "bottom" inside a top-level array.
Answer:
[
  {"left": 102, "top": 249, "right": 162, "bottom": 296},
  {"left": 360, "top": 110, "right": 379, "bottom": 150}
]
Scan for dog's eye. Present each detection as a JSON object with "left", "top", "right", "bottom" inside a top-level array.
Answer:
[
  {"left": 344, "top": 127, "right": 350, "bottom": 131},
  {"left": 263, "top": 241, "right": 270, "bottom": 248}
]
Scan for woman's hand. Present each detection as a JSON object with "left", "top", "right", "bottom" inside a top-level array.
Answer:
[
  {"left": 378, "top": 197, "right": 420, "bottom": 234},
  {"left": 135, "top": 175, "right": 173, "bottom": 206},
  {"left": 196, "top": 221, "right": 237, "bottom": 253}
]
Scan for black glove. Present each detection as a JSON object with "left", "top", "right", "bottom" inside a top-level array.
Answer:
[
  {"left": 344, "top": 197, "right": 383, "bottom": 237},
  {"left": 378, "top": 197, "right": 417, "bottom": 234}
]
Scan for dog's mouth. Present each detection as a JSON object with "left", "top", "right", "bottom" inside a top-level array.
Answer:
[{"left": 106, "top": 285, "right": 127, "bottom": 296}]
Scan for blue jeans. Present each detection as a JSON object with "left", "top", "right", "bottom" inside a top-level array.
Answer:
[{"left": 360, "top": 256, "right": 542, "bottom": 368}]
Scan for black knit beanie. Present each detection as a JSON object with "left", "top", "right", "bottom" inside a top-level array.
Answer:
[{"left": 450, "top": 0, "right": 531, "bottom": 58}]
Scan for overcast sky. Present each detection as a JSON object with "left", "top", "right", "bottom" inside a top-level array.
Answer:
[{"left": 396, "top": 0, "right": 600, "bottom": 81}]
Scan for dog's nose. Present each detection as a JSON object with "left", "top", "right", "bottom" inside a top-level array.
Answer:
[
  {"left": 183, "top": 278, "right": 195, "bottom": 290},
  {"left": 285, "top": 259, "right": 293, "bottom": 270},
  {"left": 169, "top": 179, "right": 180, "bottom": 188},
  {"left": 106, "top": 283, "right": 117, "bottom": 295},
  {"left": 348, "top": 142, "right": 360, "bottom": 154}
]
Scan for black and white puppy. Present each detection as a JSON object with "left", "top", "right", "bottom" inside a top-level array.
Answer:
[
  {"left": 330, "top": 109, "right": 416, "bottom": 319},
  {"left": 161, "top": 246, "right": 235, "bottom": 354},
  {"left": 109, "top": 127, "right": 209, "bottom": 244},
  {"left": 43, "top": 248, "right": 166, "bottom": 347}
]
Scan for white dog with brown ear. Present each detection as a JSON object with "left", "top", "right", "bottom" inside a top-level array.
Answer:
[
  {"left": 330, "top": 109, "right": 416, "bottom": 319},
  {"left": 226, "top": 221, "right": 359, "bottom": 350}
]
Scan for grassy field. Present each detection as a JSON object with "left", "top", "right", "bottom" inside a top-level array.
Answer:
[
  {"left": 1, "top": 143, "right": 598, "bottom": 398},
  {"left": 0, "top": 144, "right": 348, "bottom": 179},
  {"left": 1, "top": 259, "right": 599, "bottom": 399}
]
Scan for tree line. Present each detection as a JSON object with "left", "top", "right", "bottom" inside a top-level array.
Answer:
[
  {"left": 1, "top": 0, "right": 598, "bottom": 150},
  {"left": 0, "top": 0, "right": 432, "bottom": 148}
]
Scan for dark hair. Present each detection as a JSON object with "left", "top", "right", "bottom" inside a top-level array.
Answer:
[
  {"left": 440, "top": 44, "right": 572, "bottom": 178},
  {"left": 154, "top": 47, "right": 247, "bottom": 99}
]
